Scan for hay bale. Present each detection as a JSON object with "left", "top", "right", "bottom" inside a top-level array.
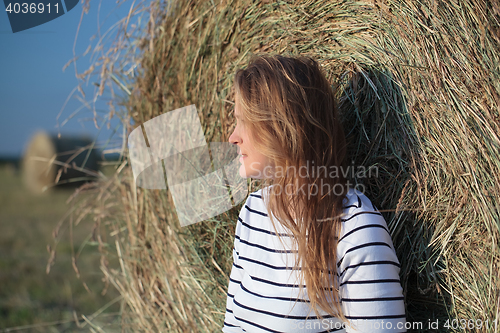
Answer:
[
  {"left": 22, "top": 131, "right": 57, "bottom": 194},
  {"left": 68, "top": 0, "right": 500, "bottom": 331},
  {"left": 22, "top": 131, "right": 100, "bottom": 194}
]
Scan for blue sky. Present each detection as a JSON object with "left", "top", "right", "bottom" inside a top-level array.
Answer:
[{"left": 0, "top": 0, "right": 139, "bottom": 157}]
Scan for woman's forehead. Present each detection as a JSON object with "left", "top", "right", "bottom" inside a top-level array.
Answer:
[{"left": 234, "top": 94, "right": 242, "bottom": 117}]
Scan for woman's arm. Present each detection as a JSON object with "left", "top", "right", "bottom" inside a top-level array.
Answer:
[{"left": 337, "top": 201, "right": 406, "bottom": 332}]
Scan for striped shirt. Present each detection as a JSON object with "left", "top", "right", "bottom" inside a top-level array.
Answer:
[{"left": 223, "top": 186, "right": 406, "bottom": 332}]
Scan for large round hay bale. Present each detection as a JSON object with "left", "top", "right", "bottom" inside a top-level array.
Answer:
[
  {"left": 22, "top": 131, "right": 100, "bottom": 194},
  {"left": 69, "top": 0, "right": 500, "bottom": 331}
]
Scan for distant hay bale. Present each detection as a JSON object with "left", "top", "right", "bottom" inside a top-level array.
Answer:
[
  {"left": 22, "top": 131, "right": 57, "bottom": 194},
  {"left": 69, "top": 0, "right": 500, "bottom": 331},
  {"left": 22, "top": 131, "right": 100, "bottom": 194}
]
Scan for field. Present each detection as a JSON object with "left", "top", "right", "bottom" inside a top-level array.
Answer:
[{"left": 0, "top": 163, "right": 120, "bottom": 332}]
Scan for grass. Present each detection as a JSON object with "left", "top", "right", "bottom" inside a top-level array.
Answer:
[
  {"left": 68, "top": 0, "right": 500, "bottom": 331},
  {"left": 0, "top": 163, "right": 121, "bottom": 332}
]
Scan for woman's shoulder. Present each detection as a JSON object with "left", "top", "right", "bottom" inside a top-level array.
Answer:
[
  {"left": 339, "top": 188, "right": 391, "bottom": 237},
  {"left": 342, "top": 187, "right": 378, "bottom": 212}
]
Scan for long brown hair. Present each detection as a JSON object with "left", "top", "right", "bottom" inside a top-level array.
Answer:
[{"left": 233, "top": 54, "right": 349, "bottom": 320}]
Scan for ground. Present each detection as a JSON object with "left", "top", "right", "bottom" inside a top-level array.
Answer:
[{"left": 0, "top": 163, "right": 120, "bottom": 332}]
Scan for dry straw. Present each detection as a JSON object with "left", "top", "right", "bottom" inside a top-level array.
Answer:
[{"left": 57, "top": 0, "right": 500, "bottom": 331}]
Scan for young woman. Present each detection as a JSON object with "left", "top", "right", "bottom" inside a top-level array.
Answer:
[{"left": 224, "top": 54, "right": 406, "bottom": 333}]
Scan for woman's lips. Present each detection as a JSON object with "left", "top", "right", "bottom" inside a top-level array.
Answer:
[{"left": 239, "top": 154, "right": 247, "bottom": 162}]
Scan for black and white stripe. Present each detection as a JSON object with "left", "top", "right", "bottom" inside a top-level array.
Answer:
[{"left": 223, "top": 186, "right": 406, "bottom": 332}]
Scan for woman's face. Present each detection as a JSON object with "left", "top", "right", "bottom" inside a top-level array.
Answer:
[{"left": 228, "top": 94, "right": 274, "bottom": 179}]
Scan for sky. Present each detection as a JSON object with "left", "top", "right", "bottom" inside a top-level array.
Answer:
[{"left": 0, "top": 0, "right": 141, "bottom": 158}]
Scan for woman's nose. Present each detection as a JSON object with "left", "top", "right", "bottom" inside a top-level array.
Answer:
[{"left": 229, "top": 126, "right": 240, "bottom": 145}]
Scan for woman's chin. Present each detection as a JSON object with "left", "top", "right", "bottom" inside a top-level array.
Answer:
[{"left": 239, "top": 165, "right": 248, "bottom": 178}]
